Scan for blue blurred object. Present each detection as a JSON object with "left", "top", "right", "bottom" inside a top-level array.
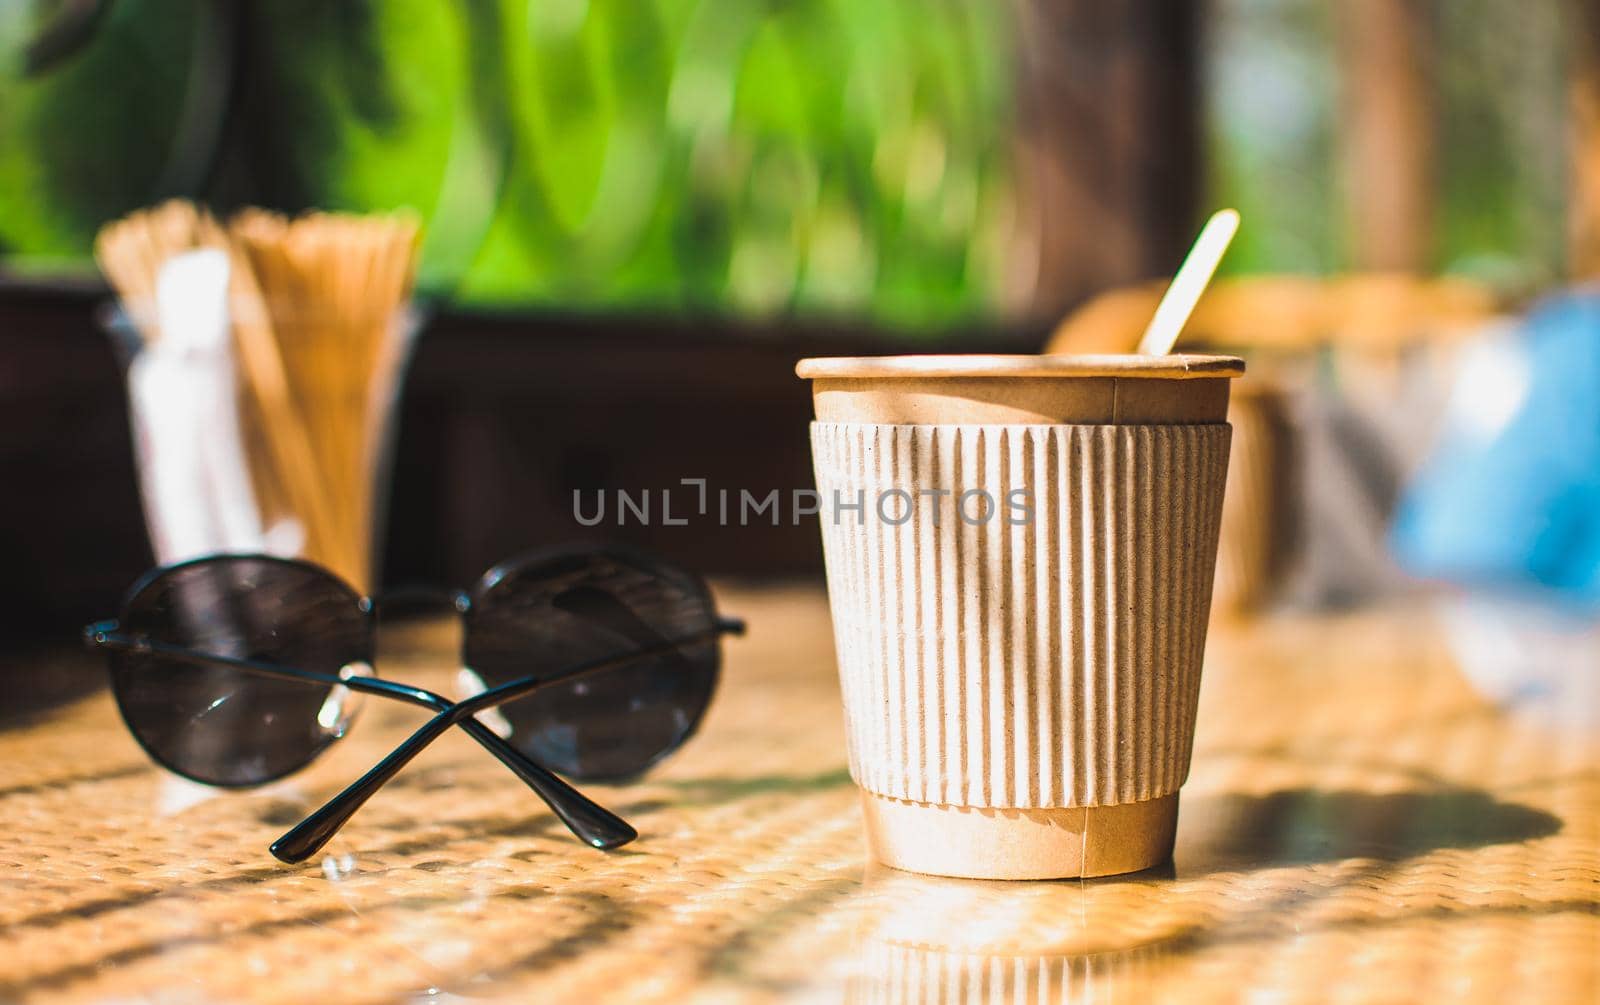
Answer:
[{"left": 1391, "top": 289, "right": 1600, "bottom": 605}]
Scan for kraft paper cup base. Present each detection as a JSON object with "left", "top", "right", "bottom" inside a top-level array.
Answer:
[{"left": 861, "top": 791, "right": 1179, "bottom": 880}]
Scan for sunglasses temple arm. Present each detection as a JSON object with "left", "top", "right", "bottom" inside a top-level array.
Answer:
[
  {"left": 270, "top": 712, "right": 635, "bottom": 863},
  {"left": 271, "top": 626, "right": 734, "bottom": 864},
  {"left": 270, "top": 713, "right": 457, "bottom": 862},
  {"left": 84, "top": 627, "right": 637, "bottom": 858},
  {"left": 88, "top": 629, "right": 454, "bottom": 711},
  {"left": 456, "top": 719, "right": 638, "bottom": 848}
]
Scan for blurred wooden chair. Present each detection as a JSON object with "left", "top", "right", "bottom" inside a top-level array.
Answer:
[
  {"left": 1046, "top": 274, "right": 1504, "bottom": 615},
  {"left": 1047, "top": 273, "right": 1499, "bottom": 356}
]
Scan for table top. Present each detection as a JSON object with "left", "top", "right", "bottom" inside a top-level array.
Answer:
[{"left": 2, "top": 586, "right": 1596, "bottom": 1004}]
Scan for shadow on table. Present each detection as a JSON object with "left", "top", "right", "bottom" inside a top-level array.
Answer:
[
  {"left": 0, "top": 645, "right": 104, "bottom": 729},
  {"left": 1176, "top": 786, "right": 1562, "bottom": 873},
  {"left": 838, "top": 788, "right": 1569, "bottom": 1001},
  {"left": 617, "top": 767, "right": 854, "bottom": 814},
  {"left": 618, "top": 777, "right": 1561, "bottom": 873}
]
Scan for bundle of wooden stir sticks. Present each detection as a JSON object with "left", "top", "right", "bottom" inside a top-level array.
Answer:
[{"left": 96, "top": 201, "right": 421, "bottom": 590}]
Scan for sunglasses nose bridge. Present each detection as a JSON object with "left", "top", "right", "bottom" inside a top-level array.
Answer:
[{"left": 371, "top": 585, "right": 473, "bottom": 619}]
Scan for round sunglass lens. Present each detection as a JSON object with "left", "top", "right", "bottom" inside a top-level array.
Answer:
[
  {"left": 109, "top": 556, "right": 372, "bottom": 786},
  {"left": 463, "top": 548, "right": 722, "bottom": 781}
]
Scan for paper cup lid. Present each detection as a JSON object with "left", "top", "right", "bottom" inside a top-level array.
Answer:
[{"left": 796, "top": 353, "right": 1245, "bottom": 381}]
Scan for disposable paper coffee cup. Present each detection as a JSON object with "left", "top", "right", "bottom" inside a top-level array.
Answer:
[{"left": 797, "top": 354, "right": 1243, "bottom": 879}]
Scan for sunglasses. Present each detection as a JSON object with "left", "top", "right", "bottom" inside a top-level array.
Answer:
[{"left": 83, "top": 545, "right": 743, "bottom": 863}]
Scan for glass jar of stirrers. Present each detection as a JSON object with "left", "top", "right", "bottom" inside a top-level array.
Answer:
[{"left": 97, "top": 203, "right": 422, "bottom": 594}]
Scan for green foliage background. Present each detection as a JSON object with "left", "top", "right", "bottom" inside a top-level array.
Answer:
[
  {"left": 0, "top": 0, "right": 1014, "bottom": 329},
  {"left": 0, "top": 0, "right": 1574, "bottom": 323},
  {"left": 1205, "top": 0, "right": 1569, "bottom": 287}
]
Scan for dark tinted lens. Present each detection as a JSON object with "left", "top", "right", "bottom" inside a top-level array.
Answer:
[
  {"left": 110, "top": 556, "right": 372, "bottom": 786},
  {"left": 463, "top": 548, "right": 720, "bottom": 781}
]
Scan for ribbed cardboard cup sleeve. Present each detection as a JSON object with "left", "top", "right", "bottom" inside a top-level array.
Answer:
[{"left": 811, "top": 422, "right": 1231, "bottom": 878}]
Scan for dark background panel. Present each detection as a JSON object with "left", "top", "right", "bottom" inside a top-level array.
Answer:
[{"left": 0, "top": 282, "right": 1042, "bottom": 645}]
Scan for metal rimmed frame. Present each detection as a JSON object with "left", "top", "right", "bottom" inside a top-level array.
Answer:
[{"left": 84, "top": 548, "right": 744, "bottom": 864}]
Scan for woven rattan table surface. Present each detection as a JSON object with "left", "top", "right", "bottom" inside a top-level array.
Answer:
[{"left": 1, "top": 585, "right": 1596, "bottom": 1004}]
